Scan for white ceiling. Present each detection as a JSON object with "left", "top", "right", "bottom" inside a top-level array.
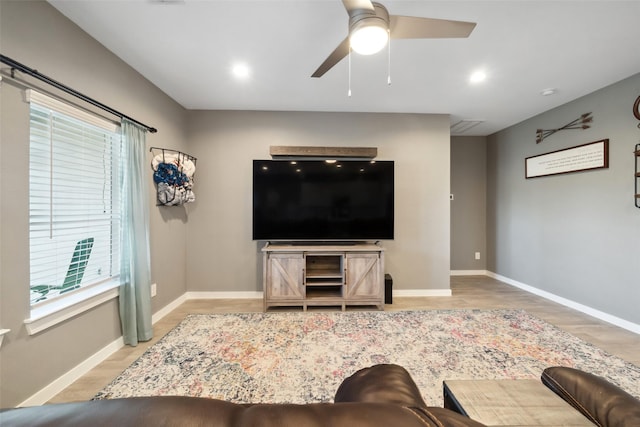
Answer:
[{"left": 48, "top": 0, "right": 640, "bottom": 136}]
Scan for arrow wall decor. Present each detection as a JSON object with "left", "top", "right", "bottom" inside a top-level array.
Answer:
[{"left": 536, "top": 112, "right": 593, "bottom": 143}]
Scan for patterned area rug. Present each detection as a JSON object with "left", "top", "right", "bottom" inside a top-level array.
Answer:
[{"left": 95, "top": 309, "right": 640, "bottom": 405}]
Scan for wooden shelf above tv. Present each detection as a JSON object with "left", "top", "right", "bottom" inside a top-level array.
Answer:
[{"left": 270, "top": 146, "right": 377, "bottom": 159}]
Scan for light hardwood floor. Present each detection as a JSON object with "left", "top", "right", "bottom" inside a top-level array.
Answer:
[{"left": 49, "top": 275, "right": 640, "bottom": 403}]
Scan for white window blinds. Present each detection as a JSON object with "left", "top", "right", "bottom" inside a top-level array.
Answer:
[{"left": 28, "top": 90, "right": 123, "bottom": 305}]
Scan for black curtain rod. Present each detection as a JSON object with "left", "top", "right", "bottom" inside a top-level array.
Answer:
[{"left": 0, "top": 54, "right": 157, "bottom": 133}]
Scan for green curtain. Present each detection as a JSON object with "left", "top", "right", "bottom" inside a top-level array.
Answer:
[{"left": 119, "top": 119, "right": 153, "bottom": 346}]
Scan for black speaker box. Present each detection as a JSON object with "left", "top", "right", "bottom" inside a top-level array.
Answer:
[{"left": 384, "top": 273, "right": 393, "bottom": 304}]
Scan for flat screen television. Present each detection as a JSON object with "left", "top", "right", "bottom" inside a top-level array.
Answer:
[{"left": 253, "top": 159, "right": 394, "bottom": 241}]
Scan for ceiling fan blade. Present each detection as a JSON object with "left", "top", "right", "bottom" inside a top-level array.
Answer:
[
  {"left": 389, "top": 15, "right": 476, "bottom": 39},
  {"left": 342, "top": 0, "right": 374, "bottom": 13},
  {"left": 311, "top": 37, "right": 350, "bottom": 78}
]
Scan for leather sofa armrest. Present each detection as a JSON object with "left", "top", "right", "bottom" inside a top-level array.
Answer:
[
  {"left": 335, "top": 364, "right": 428, "bottom": 408},
  {"left": 541, "top": 366, "right": 640, "bottom": 427}
]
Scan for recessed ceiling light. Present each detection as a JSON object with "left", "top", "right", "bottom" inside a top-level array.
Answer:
[
  {"left": 231, "top": 63, "right": 250, "bottom": 79},
  {"left": 540, "top": 88, "right": 557, "bottom": 96},
  {"left": 469, "top": 70, "right": 487, "bottom": 84}
]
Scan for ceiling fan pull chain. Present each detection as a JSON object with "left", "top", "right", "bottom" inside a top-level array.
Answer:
[
  {"left": 348, "top": 48, "right": 352, "bottom": 97},
  {"left": 387, "top": 29, "right": 391, "bottom": 86}
]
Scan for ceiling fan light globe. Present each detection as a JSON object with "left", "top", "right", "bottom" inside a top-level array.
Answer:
[{"left": 350, "top": 24, "right": 389, "bottom": 55}]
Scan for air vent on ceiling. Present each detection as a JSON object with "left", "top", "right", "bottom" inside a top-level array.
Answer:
[{"left": 450, "top": 119, "right": 484, "bottom": 134}]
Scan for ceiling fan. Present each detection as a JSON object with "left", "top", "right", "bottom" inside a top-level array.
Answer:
[{"left": 311, "top": 0, "right": 477, "bottom": 78}]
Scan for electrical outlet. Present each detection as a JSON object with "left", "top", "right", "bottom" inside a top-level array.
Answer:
[
  {"left": 151, "top": 283, "right": 157, "bottom": 297},
  {"left": 475, "top": 252, "right": 481, "bottom": 260}
]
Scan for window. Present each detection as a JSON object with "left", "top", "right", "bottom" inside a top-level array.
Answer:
[{"left": 28, "top": 90, "right": 122, "bottom": 306}]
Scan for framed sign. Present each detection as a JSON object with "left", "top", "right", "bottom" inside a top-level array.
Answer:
[{"left": 525, "top": 139, "right": 609, "bottom": 179}]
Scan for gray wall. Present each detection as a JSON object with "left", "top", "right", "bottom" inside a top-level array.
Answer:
[
  {"left": 0, "top": 1, "right": 189, "bottom": 407},
  {"left": 450, "top": 136, "right": 487, "bottom": 270},
  {"left": 186, "top": 111, "right": 452, "bottom": 293},
  {"left": 487, "top": 73, "right": 640, "bottom": 325},
  {"left": 0, "top": 1, "right": 452, "bottom": 406}
]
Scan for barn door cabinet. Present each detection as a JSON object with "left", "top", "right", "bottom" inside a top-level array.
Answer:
[
  {"left": 262, "top": 243, "right": 385, "bottom": 311},
  {"left": 345, "top": 253, "right": 382, "bottom": 301},
  {"left": 263, "top": 252, "right": 305, "bottom": 306}
]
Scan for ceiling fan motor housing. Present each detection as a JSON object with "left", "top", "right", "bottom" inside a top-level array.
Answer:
[{"left": 348, "top": 2, "right": 390, "bottom": 36}]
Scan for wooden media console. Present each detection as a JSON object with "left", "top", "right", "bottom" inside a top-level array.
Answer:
[{"left": 262, "top": 243, "right": 385, "bottom": 311}]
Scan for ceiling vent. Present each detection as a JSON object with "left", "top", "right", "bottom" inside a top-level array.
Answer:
[{"left": 450, "top": 119, "right": 484, "bottom": 134}]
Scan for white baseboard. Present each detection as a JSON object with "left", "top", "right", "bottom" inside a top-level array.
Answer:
[
  {"left": 394, "top": 289, "right": 452, "bottom": 297},
  {"left": 152, "top": 293, "right": 188, "bottom": 324},
  {"left": 18, "top": 336, "right": 124, "bottom": 407},
  {"left": 185, "top": 291, "right": 263, "bottom": 300},
  {"left": 487, "top": 271, "right": 640, "bottom": 335},
  {"left": 450, "top": 270, "right": 489, "bottom": 276}
]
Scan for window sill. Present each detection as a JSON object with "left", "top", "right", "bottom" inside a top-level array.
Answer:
[
  {"left": 25, "top": 281, "right": 120, "bottom": 335},
  {"left": 0, "top": 329, "right": 9, "bottom": 349}
]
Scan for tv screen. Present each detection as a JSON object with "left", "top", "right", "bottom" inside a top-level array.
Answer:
[{"left": 253, "top": 160, "right": 394, "bottom": 241}]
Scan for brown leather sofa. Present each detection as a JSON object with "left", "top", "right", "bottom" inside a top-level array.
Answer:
[{"left": 2, "top": 364, "right": 639, "bottom": 427}]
